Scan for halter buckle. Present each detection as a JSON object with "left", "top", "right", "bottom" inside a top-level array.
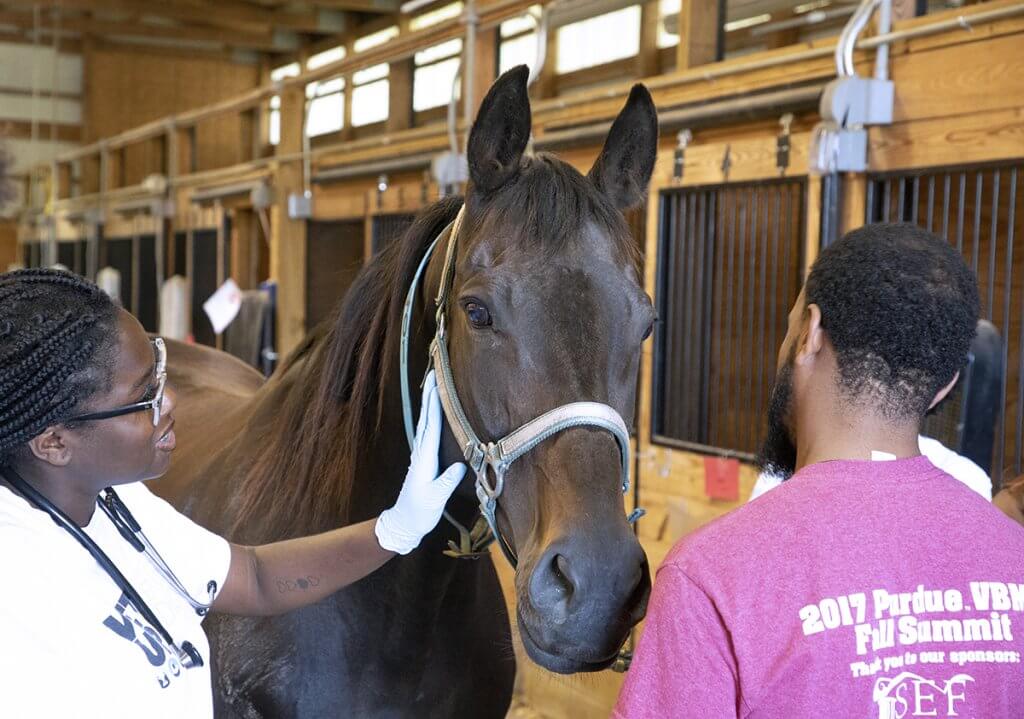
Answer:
[{"left": 474, "top": 442, "right": 506, "bottom": 501}]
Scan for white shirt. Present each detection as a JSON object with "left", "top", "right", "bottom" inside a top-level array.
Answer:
[
  {"left": 0, "top": 479, "right": 231, "bottom": 719},
  {"left": 749, "top": 434, "right": 993, "bottom": 502}
]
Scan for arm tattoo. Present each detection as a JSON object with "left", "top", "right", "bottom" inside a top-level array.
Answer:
[{"left": 276, "top": 575, "right": 322, "bottom": 594}]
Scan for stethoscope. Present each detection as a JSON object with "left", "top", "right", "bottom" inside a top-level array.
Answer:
[{"left": 1, "top": 466, "right": 216, "bottom": 670}]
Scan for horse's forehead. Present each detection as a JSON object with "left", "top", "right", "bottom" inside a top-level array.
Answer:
[{"left": 464, "top": 218, "right": 624, "bottom": 271}]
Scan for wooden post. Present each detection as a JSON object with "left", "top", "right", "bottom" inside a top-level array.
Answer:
[
  {"left": 804, "top": 175, "right": 822, "bottom": 282},
  {"left": 239, "top": 108, "right": 256, "bottom": 163},
  {"left": 471, "top": 26, "right": 498, "bottom": 116},
  {"left": 534, "top": 23, "right": 559, "bottom": 98},
  {"left": 676, "top": 0, "right": 721, "bottom": 71},
  {"left": 270, "top": 83, "right": 307, "bottom": 357},
  {"left": 56, "top": 163, "right": 72, "bottom": 201},
  {"left": 637, "top": 0, "right": 661, "bottom": 78},
  {"left": 387, "top": 58, "right": 414, "bottom": 133},
  {"left": 840, "top": 173, "right": 867, "bottom": 236},
  {"left": 891, "top": 0, "right": 921, "bottom": 21},
  {"left": 230, "top": 208, "right": 256, "bottom": 289}
]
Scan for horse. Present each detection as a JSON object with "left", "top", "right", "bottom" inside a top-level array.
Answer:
[{"left": 151, "top": 65, "right": 660, "bottom": 717}]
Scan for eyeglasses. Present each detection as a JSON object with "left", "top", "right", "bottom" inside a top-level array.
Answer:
[{"left": 67, "top": 338, "right": 167, "bottom": 428}]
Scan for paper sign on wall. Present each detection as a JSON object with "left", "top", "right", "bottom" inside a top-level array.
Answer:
[
  {"left": 704, "top": 456, "right": 740, "bottom": 501},
  {"left": 203, "top": 279, "right": 243, "bottom": 335}
]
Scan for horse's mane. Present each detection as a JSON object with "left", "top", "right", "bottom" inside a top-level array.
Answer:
[{"left": 228, "top": 155, "right": 638, "bottom": 540}]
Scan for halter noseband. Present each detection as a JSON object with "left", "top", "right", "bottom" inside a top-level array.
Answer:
[{"left": 400, "top": 205, "right": 641, "bottom": 567}]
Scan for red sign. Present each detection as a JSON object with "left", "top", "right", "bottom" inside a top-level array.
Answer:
[{"left": 704, "top": 456, "right": 740, "bottom": 501}]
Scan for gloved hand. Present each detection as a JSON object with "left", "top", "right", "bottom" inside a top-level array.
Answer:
[{"left": 375, "top": 371, "right": 467, "bottom": 554}]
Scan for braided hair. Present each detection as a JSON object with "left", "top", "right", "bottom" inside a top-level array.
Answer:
[{"left": 0, "top": 269, "right": 119, "bottom": 467}]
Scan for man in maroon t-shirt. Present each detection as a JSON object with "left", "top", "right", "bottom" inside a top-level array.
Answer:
[{"left": 615, "top": 224, "right": 1024, "bottom": 718}]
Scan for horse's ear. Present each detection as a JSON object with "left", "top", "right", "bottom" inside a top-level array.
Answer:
[
  {"left": 467, "top": 65, "right": 531, "bottom": 196},
  {"left": 588, "top": 84, "right": 659, "bottom": 211}
]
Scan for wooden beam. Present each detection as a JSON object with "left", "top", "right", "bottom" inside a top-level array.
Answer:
[
  {"left": 387, "top": 58, "right": 414, "bottom": 133},
  {"left": 0, "top": 0, "right": 340, "bottom": 34},
  {"left": 470, "top": 26, "right": 498, "bottom": 117},
  {"left": 676, "top": 0, "right": 721, "bottom": 71},
  {"left": 304, "top": 0, "right": 400, "bottom": 12},
  {"left": 840, "top": 173, "right": 867, "bottom": 236},
  {"left": 0, "top": 85, "right": 81, "bottom": 101},
  {"left": 270, "top": 83, "right": 307, "bottom": 356},
  {"left": 637, "top": 0, "right": 661, "bottom": 77},
  {"left": 533, "top": 19, "right": 558, "bottom": 98},
  {"left": 0, "top": 119, "right": 82, "bottom": 142},
  {"left": 229, "top": 208, "right": 257, "bottom": 289},
  {"left": 892, "top": 0, "right": 922, "bottom": 22},
  {"left": 0, "top": 9, "right": 285, "bottom": 50}
]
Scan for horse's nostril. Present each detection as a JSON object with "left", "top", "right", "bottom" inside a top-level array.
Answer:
[
  {"left": 551, "top": 554, "right": 574, "bottom": 597},
  {"left": 529, "top": 549, "right": 579, "bottom": 617}
]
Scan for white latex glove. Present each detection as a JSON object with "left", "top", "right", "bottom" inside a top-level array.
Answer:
[{"left": 375, "top": 371, "right": 467, "bottom": 554}]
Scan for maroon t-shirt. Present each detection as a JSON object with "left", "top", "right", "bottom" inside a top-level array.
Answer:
[{"left": 615, "top": 456, "right": 1024, "bottom": 718}]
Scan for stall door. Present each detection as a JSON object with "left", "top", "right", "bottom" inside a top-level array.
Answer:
[
  {"left": 371, "top": 213, "right": 416, "bottom": 255},
  {"left": 135, "top": 234, "right": 158, "bottom": 332},
  {"left": 103, "top": 237, "right": 134, "bottom": 311},
  {"left": 190, "top": 229, "right": 218, "bottom": 347},
  {"left": 306, "top": 219, "right": 365, "bottom": 331}
]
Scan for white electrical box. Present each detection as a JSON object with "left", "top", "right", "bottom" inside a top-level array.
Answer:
[{"left": 288, "top": 192, "right": 312, "bottom": 219}]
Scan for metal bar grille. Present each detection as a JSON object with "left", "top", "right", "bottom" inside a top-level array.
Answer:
[
  {"left": 866, "top": 160, "right": 1024, "bottom": 482},
  {"left": 371, "top": 213, "right": 417, "bottom": 255},
  {"left": 653, "top": 179, "right": 806, "bottom": 459}
]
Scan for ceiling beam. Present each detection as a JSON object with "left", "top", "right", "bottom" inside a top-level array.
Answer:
[
  {"left": 0, "top": 0, "right": 352, "bottom": 33},
  {"left": 0, "top": 9, "right": 298, "bottom": 51},
  {"left": 304, "top": 0, "right": 401, "bottom": 11}
]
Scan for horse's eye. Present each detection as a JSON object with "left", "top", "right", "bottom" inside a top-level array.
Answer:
[{"left": 465, "top": 302, "right": 492, "bottom": 328}]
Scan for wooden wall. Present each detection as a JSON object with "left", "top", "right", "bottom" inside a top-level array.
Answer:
[
  {"left": 83, "top": 42, "right": 260, "bottom": 180},
  {"left": 0, "top": 219, "right": 17, "bottom": 269}
]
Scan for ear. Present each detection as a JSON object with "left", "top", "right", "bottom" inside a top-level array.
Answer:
[
  {"left": 27, "top": 428, "right": 73, "bottom": 467},
  {"left": 467, "top": 65, "right": 532, "bottom": 196},
  {"left": 588, "top": 83, "right": 659, "bottom": 210},
  {"left": 796, "top": 303, "right": 825, "bottom": 364},
  {"left": 928, "top": 371, "right": 960, "bottom": 411}
]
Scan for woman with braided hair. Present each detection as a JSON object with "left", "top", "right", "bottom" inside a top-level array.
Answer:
[{"left": 0, "top": 268, "right": 466, "bottom": 718}]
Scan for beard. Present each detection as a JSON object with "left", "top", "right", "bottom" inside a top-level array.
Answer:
[{"left": 757, "top": 359, "right": 798, "bottom": 481}]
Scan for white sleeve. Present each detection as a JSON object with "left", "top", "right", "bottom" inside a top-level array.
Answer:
[
  {"left": 918, "top": 435, "right": 993, "bottom": 501},
  {"left": 114, "top": 482, "right": 232, "bottom": 602},
  {"left": 749, "top": 472, "right": 783, "bottom": 501}
]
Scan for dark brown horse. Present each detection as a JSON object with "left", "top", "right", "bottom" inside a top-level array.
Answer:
[{"left": 152, "top": 66, "right": 659, "bottom": 717}]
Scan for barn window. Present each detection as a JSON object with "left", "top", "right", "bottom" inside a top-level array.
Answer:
[
  {"left": 652, "top": 179, "right": 806, "bottom": 459},
  {"left": 656, "top": 0, "right": 678, "bottom": 49},
  {"left": 305, "top": 76, "right": 345, "bottom": 137},
  {"left": 351, "top": 63, "right": 389, "bottom": 127},
  {"left": 409, "top": 2, "right": 463, "bottom": 31},
  {"left": 499, "top": 9, "right": 540, "bottom": 75},
  {"left": 268, "top": 62, "right": 300, "bottom": 146},
  {"left": 307, "top": 45, "right": 346, "bottom": 71},
  {"left": 413, "top": 39, "right": 462, "bottom": 112},
  {"left": 556, "top": 5, "right": 641, "bottom": 74},
  {"left": 353, "top": 26, "right": 399, "bottom": 53}
]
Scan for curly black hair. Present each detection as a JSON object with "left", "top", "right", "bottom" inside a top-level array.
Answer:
[
  {"left": 0, "top": 269, "right": 120, "bottom": 466},
  {"left": 805, "top": 223, "right": 980, "bottom": 420}
]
